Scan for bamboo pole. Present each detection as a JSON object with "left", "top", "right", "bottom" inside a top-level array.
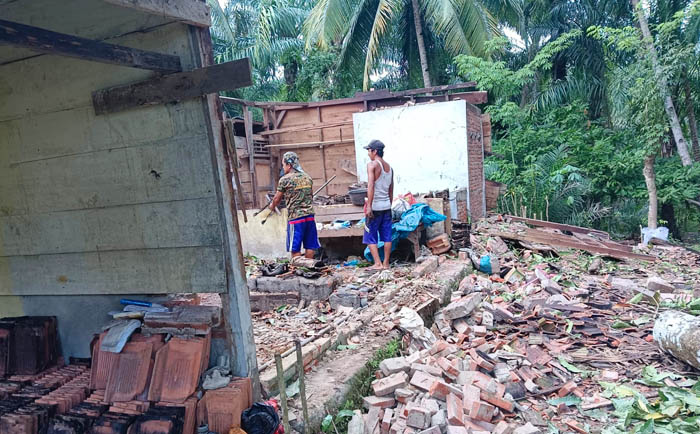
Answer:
[
  {"left": 296, "top": 340, "right": 310, "bottom": 432},
  {"left": 275, "top": 353, "right": 290, "bottom": 433}
]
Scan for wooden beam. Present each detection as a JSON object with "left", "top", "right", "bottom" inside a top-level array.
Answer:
[
  {"left": 92, "top": 58, "right": 252, "bottom": 115},
  {"left": 0, "top": 19, "right": 181, "bottom": 73},
  {"left": 220, "top": 82, "right": 479, "bottom": 109},
  {"left": 487, "top": 228, "right": 654, "bottom": 261},
  {"left": 274, "top": 110, "right": 287, "bottom": 129},
  {"left": 265, "top": 139, "right": 354, "bottom": 149},
  {"left": 506, "top": 215, "right": 610, "bottom": 239},
  {"left": 372, "top": 82, "right": 477, "bottom": 98},
  {"left": 243, "top": 106, "right": 258, "bottom": 208},
  {"left": 412, "top": 91, "right": 488, "bottom": 105},
  {"left": 259, "top": 120, "right": 353, "bottom": 136},
  {"left": 103, "top": 0, "right": 211, "bottom": 27}
]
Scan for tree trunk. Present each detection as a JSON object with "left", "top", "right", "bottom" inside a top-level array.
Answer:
[
  {"left": 683, "top": 69, "right": 700, "bottom": 161},
  {"left": 631, "top": 0, "right": 693, "bottom": 166},
  {"left": 653, "top": 310, "right": 700, "bottom": 370},
  {"left": 660, "top": 202, "right": 679, "bottom": 240},
  {"left": 643, "top": 154, "right": 658, "bottom": 229},
  {"left": 410, "top": 0, "right": 431, "bottom": 88}
]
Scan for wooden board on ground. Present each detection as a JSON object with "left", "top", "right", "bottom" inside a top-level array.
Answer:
[
  {"left": 318, "top": 227, "right": 364, "bottom": 238},
  {"left": 486, "top": 227, "right": 654, "bottom": 261}
]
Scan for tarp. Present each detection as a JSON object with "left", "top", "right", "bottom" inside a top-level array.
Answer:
[{"left": 363, "top": 203, "right": 447, "bottom": 262}]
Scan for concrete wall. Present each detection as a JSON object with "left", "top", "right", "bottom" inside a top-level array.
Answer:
[
  {"left": 353, "top": 101, "right": 469, "bottom": 195},
  {"left": 238, "top": 209, "right": 288, "bottom": 260},
  {"left": 0, "top": 16, "right": 227, "bottom": 356}
]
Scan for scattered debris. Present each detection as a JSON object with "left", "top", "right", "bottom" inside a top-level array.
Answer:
[{"left": 332, "top": 215, "right": 700, "bottom": 432}]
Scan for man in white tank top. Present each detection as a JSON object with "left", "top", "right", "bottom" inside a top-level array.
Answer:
[{"left": 363, "top": 140, "right": 394, "bottom": 269}]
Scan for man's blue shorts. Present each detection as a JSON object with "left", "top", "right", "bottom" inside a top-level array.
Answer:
[
  {"left": 363, "top": 209, "right": 392, "bottom": 245},
  {"left": 287, "top": 215, "right": 321, "bottom": 253}
]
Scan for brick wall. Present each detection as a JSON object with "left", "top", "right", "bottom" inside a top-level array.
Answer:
[{"left": 466, "top": 104, "right": 485, "bottom": 220}]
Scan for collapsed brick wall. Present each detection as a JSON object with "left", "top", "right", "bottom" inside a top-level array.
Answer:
[{"left": 466, "top": 104, "right": 485, "bottom": 220}]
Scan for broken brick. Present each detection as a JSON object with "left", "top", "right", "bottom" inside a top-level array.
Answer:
[
  {"left": 410, "top": 371, "right": 440, "bottom": 392},
  {"left": 405, "top": 404, "right": 431, "bottom": 430},
  {"left": 373, "top": 372, "right": 409, "bottom": 397},
  {"left": 416, "top": 427, "right": 441, "bottom": 434},
  {"left": 446, "top": 393, "right": 464, "bottom": 426},
  {"left": 480, "top": 389, "right": 514, "bottom": 412},
  {"left": 469, "top": 371, "right": 506, "bottom": 397},
  {"left": 395, "top": 388, "right": 416, "bottom": 404},
  {"left": 469, "top": 349, "right": 495, "bottom": 371},
  {"left": 364, "top": 396, "right": 396, "bottom": 409},
  {"left": 380, "top": 357, "right": 411, "bottom": 376},
  {"left": 437, "top": 357, "right": 460, "bottom": 380},
  {"left": 411, "top": 363, "right": 443, "bottom": 378},
  {"left": 429, "top": 341, "right": 449, "bottom": 355},
  {"left": 494, "top": 421, "right": 513, "bottom": 434},
  {"left": 473, "top": 325, "right": 487, "bottom": 336},
  {"left": 557, "top": 380, "right": 578, "bottom": 397},
  {"left": 469, "top": 400, "right": 495, "bottom": 422},
  {"left": 512, "top": 423, "right": 541, "bottom": 434},
  {"left": 429, "top": 380, "right": 450, "bottom": 401},
  {"left": 462, "top": 384, "right": 481, "bottom": 409},
  {"left": 381, "top": 408, "right": 393, "bottom": 434},
  {"left": 443, "top": 294, "right": 483, "bottom": 320},
  {"left": 445, "top": 425, "right": 469, "bottom": 434}
]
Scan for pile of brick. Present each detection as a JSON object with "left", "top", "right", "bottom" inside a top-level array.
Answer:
[{"left": 357, "top": 295, "right": 537, "bottom": 434}]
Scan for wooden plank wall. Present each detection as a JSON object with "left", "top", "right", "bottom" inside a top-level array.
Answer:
[
  {"left": 0, "top": 22, "right": 227, "bottom": 296},
  {"left": 238, "top": 98, "right": 494, "bottom": 216},
  {"left": 267, "top": 102, "right": 364, "bottom": 199}
]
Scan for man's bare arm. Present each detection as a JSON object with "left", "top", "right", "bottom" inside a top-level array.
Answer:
[
  {"left": 269, "top": 191, "right": 284, "bottom": 210},
  {"left": 366, "top": 161, "right": 376, "bottom": 216},
  {"left": 389, "top": 170, "right": 394, "bottom": 204}
]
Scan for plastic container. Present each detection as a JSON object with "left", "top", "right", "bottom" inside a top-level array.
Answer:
[{"left": 348, "top": 188, "right": 367, "bottom": 206}]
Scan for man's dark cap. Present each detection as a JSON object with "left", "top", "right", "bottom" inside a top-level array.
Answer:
[{"left": 363, "top": 139, "right": 385, "bottom": 150}]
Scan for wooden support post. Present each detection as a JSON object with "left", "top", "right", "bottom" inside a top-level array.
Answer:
[
  {"left": 317, "top": 107, "right": 329, "bottom": 195},
  {"left": 295, "top": 340, "right": 310, "bottom": 432},
  {"left": 92, "top": 58, "right": 252, "bottom": 115},
  {"left": 0, "top": 19, "right": 181, "bottom": 73},
  {"left": 264, "top": 109, "right": 276, "bottom": 192},
  {"left": 275, "top": 110, "right": 287, "bottom": 129},
  {"left": 275, "top": 353, "right": 291, "bottom": 433},
  {"left": 243, "top": 105, "right": 258, "bottom": 208},
  {"left": 224, "top": 119, "right": 248, "bottom": 222}
]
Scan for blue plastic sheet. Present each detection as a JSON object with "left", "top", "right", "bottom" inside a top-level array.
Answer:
[{"left": 363, "top": 204, "right": 447, "bottom": 262}]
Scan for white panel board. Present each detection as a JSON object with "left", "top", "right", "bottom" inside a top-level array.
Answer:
[{"left": 353, "top": 101, "right": 468, "bottom": 196}]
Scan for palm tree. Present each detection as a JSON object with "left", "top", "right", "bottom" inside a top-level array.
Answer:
[
  {"left": 303, "top": 0, "right": 518, "bottom": 89},
  {"left": 207, "top": 0, "right": 311, "bottom": 101}
]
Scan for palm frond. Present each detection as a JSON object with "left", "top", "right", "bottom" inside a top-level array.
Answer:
[
  {"left": 207, "top": 0, "right": 236, "bottom": 43},
  {"left": 363, "top": 0, "right": 401, "bottom": 88}
]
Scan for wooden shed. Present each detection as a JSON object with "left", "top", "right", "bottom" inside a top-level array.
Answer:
[{"left": 222, "top": 83, "right": 494, "bottom": 221}]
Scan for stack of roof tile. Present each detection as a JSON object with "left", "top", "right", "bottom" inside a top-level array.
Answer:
[{"left": 0, "top": 316, "right": 59, "bottom": 376}]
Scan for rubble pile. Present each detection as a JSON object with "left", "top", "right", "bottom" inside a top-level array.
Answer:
[{"left": 351, "top": 216, "right": 700, "bottom": 433}]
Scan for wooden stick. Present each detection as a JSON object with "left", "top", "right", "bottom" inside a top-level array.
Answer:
[
  {"left": 243, "top": 106, "right": 258, "bottom": 208},
  {"left": 259, "top": 318, "right": 345, "bottom": 371},
  {"left": 296, "top": 340, "right": 310, "bottom": 432},
  {"left": 313, "top": 175, "right": 337, "bottom": 197},
  {"left": 265, "top": 139, "right": 354, "bottom": 149},
  {"left": 275, "top": 353, "right": 291, "bottom": 433}
]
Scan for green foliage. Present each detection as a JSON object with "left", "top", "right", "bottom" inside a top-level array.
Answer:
[
  {"left": 454, "top": 30, "right": 582, "bottom": 103},
  {"left": 454, "top": 1, "right": 700, "bottom": 237},
  {"left": 322, "top": 339, "right": 400, "bottom": 432},
  {"left": 601, "top": 376, "right": 700, "bottom": 433}
]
